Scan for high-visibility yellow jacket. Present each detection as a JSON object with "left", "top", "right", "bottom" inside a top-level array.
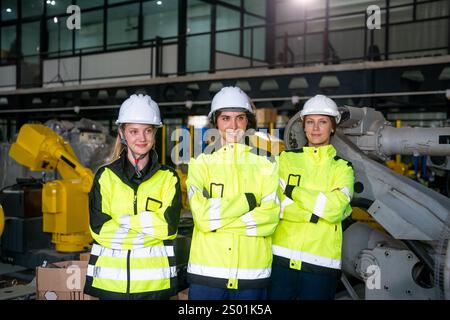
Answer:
[
  {"left": 84, "top": 150, "right": 181, "bottom": 299},
  {"left": 187, "top": 143, "right": 280, "bottom": 289},
  {"left": 272, "top": 145, "right": 354, "bottom": 276}
]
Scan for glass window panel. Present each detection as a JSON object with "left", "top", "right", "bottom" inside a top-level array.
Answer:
[
  {"left": 373, "top": 27, "right": 385, "bottom": 57},
  {"left": 329, "top": 29, "right": 364, "bottom": 62},
  {"left": 305, "top": 33, "right": 323, "bottom": 63},
  {"left": 244, "top": 15, "right": 265, "bottom": 60},
  {"left": 244, "top": 0, "right": 265, "bottom": 16},
  {"left": 330, "top": 14, "right": 365, "bottom": 32},
  {"left": 47, "top": 18, "right": 73, "bottom": 57},
  {"left": 75, "top": 9, "right": 103, "bottom": 53},
  {"left": 276, "top": 1, "right": 306, "bottom": 24},
  {"left": 186, "top": 34, "right": 210, "bottom": 72},
  {"left": 217, "top": 1, "right": 240, "bottom": 55},
  {"left": 187, "top": 0, "right": 211, "bottom": 72},
  {"left": 143, "top": 0, "right": 178, "bottom": 40},
  {"left": 188, "top": 0, "right": 211, "bottom": 33},
  {"left": 1, "top": 25, "right": 16, "bottom": 63},
  {"left": 389, "top": 20, "right": 447, "bottom": 54},
  {"left": 107, "top": 3, "right": 139, "bottom": 49},
  {"left": 22, "top": 0, "right": 43, "bottom": 18},
  {"left": 243, "top": 27, "right": 265, "bottom": 60},
  {"left": 329, "top": 0, "right": 381, "bottom": 16},
  {"left": 46, "top": 0, "right": 72, "bottom": 16},
  {"left": 20, "top": 55, "right": 40, "bottom": 87},
  {"left": 417, "top": 1, "right": 450, "bottom": 19},
  {"left": 77, "top": 0, "right": 104, "bottom": 10},
  {"left": 390, "top": 6, "right": 413, "bottom": 24},
  {"left": 2, "top": 0, "right": 17, "bottom": 21},
  {"left": 21, "top": 21, "right": 41, "bottom": 56},
  {"left": 216, "top": 31, "right": 239, "bottom": 55},
  {"left": 217, "top": 5, "right": 239, "bottom": 31}
]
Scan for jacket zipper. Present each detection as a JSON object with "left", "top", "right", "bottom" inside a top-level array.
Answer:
[
  {"left": 134, "top": 191, "right": 137, "bottom": 215},
  {"left": 126, "top": 250, "right": 131, "bottom": 297},
  {"left": 127, "top": 189, "right": 138, "bottom": 296}
]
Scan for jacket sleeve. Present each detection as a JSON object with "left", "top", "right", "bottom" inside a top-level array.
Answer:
[
  {"left": 89, "top": 168, "right": 125, "bottom": 247},
  {"left": 186, "top": 156, "right": 257, "bottom": 233},
  {"left": 276, "top": 154, "right": 312, "bottom": 223},
  {"left": 277, "top": 181, "right": 313, "bottom": 223},
  {"left": 118, "top": 170, "right": 181, "bottom": 240},
  {"left": 89, "top": 167, "right": 114, "bottom": 235},
  {"left": 218, "top": 161, "right": 280, "bottom": 236},
  {"left": 285, "top": 162, "right": 354, "bottom": 224}
]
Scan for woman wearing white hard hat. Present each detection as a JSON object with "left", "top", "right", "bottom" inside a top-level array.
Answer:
[
  {"left": 186, "top": 86, "right": 280, "bottom": 300},
  {"left": 269, "top": 94, "right": 354, "bottom": 300},
  {"left": 84, "top": 94, "right": 181, "bottom": 300}
]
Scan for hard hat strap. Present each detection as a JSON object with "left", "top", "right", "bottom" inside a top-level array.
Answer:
[
  {"left": 130, "top": 149, "right": 147, "bottom": 178},
  {"left": 120, "top": 132, "right": 147, "bottom": 178}
]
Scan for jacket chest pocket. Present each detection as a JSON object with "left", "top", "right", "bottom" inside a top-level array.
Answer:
[
  {"left": 146, "top": 197, "right": 162, "bottom": 212},
  {"left": 287, "top": 174, "right": 301, "bottom": 186},
  {"left": 209, "top": 183, "right": 224, "bottom": 198}
]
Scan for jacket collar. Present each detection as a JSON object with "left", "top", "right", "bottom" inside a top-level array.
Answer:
[
  {"left": 302, "top": 144, "right": 336, "bottom": 159},
  {"left": 214, "top": 142, "right": 252, "bottom": 155},
  {"left": 111, "top": 149, "right": 161, "bottom": 190}
]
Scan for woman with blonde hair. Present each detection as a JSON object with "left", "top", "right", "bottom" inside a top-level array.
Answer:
[{"left": 84, "top": 94, "right": 181, "bottom": 300}]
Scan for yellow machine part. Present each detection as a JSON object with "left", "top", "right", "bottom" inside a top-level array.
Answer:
[
  {"left": 0, "top": 204, "right": 4, "bottom": 237},
  {"left": 42, "top": 180, "right": 92, "bottom": 252},
  {"left": 385, "top": 159, "right": 414, "bottom": 177},
  {"left": 176, "top": 167, "right": 190, "bottom": 211},
  {"left": 9, "top": 124, "right": 76, "bottom": 172},
  {"left": 9, "top": 124, "right": 93, "bottom": 252},
  {"left": 352, "top": 207, "right": 386, "bottom": 232}
]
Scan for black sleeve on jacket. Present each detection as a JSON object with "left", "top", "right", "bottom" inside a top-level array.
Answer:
[
  {"left": 89, "top": 167, "right": 112, "bottom": 235},
  {"left": 162, "top": 166, "right": 182, "bottom": 237}
]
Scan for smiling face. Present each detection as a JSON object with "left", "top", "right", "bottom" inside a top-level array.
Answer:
[
  {"left": 216, "top": 111, "right": 249, "bottom": 144},
  {"left": 303, "top": 114, "right": 334, "bottom": 147},
  {"left": 121, "top": 123, "right": 157, "bottom": 158}
]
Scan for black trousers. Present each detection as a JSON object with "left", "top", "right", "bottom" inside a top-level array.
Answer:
[{"left": 268, "top": 264, "right": 339, "bottom": 300}]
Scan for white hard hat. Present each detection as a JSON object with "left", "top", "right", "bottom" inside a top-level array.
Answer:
[
  {"left": 300, "top": 94, "right": 341, "bottom": 124},
  {"left": 208, "top": 86, "right": 254, "bottom": 120},
  {"left": 116, "top": 94, "right": 162, "bottom": 126}
]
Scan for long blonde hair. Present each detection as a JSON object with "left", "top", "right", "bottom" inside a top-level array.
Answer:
[{"left": 109, "top": 124, "right": 126, "bottom": 163}]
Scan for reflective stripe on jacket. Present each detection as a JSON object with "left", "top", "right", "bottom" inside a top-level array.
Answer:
[
  {"left": 187, "top": 143, "right": 280, "bottom": 289},
  {"left": 272, "top": 145, "right": 354, "bottom": 276},
  {"left": 84, "top": 151, "right": 181, "bottom": 297}
]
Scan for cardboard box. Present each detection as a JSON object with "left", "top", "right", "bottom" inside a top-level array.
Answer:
[
  {"left": 178, "top": 288, "right": 189, "bottom": 300},
  {"left": 79, "top": 252, "right": 90, "bottom": 261},
  {"left": 171, "top": 288, "right": 189, "bottom": 300},
  {"left": 256, "top": 108, "right": 278, "bottom": 127},
  {"left": 36, "top": 260, "right": 98, "bottom": 300}
]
